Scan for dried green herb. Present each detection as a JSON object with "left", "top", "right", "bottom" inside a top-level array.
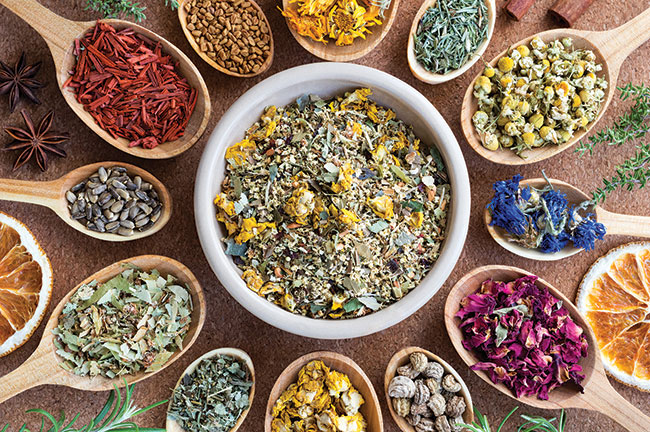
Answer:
[
  {"left": 576, "top": 83, "right": 650, "bottom": 204},
  {"left": 1, "top": 381, "right": 166, "bottom": 432},
  {"left": 168, "top": 355, "right": 253, "bottom": 432},
  {"left": 413, "top": 0, "right": 488, "bottom": 74},
  {"left": 53, "top": 266, "right": 193, "bottom": 378},
  {"left": 84, "top": 0, "right": 179, "bottom": 22},
  {"left": 455, "top": 407, "right": 568, "bottom": 432},
  {"left": 215, "top": 89, "right": 451, "bottom": 319}
]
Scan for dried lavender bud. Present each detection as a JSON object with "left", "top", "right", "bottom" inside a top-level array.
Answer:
[
  {"left": 407, "top": 413, "right": 421, "bottom": 426},
  {"left": 416, "top": 417, "right": 436, "bottom": 432},
  {"left": 435, "top": 415, "right": 452, "bottom": 432},
  {"left": 410, "top": 352, "right": 429, "bottom": 372},
  {"left": 389, "top": 376, "right": 416, "bottom": 398},
  {"left": 426, "top": 393, "right": 446, "bottom": 417},
  {"left": 392, "top": 397, "right": 411, "bottom": 417},
  {"left": 413, "top": 380, "right": 431, "bottom": 405},
  {"left": 441, "top": 374, "right": 462, "bottom": 393},
  {"left": 411, "top": 403, "right": 433, "bottom": 417},
  {"left": 398, "top": 364, "right": 421, "bottom": 379},
  {"left": 445, "top": 395, "right": 466, "bottom": 418},
  {"left": 423, "top": 361, "right": 445, "bottom": 380},
  {"left": 425, "top": 377, "right": 441, "bottom": 394}
]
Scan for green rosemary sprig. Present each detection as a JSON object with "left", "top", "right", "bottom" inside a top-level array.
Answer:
[
  {"left": 1, "top": 382, "right": 166, "bottom": 432},
  {"left": 84, "top": 0, "right": 179, "bottom": 22},
  {"left": 576, "top": 83, "right": 650, "bottom": 156},
  {"left": 454, "top": 407, "right": 568, "bottom": 432}
]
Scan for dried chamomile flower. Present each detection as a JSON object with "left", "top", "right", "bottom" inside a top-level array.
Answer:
[
  {"left": 445, "top": 396, "right": 466, "bottom": 418},
  {"left": 393, "top": 397, "right": 411, "bottom": 417},
  {"left": 410, "top": 352, "right": 429, "bottom": 373},
  {"left": 441, "top": 374, "right": 462, "bottom": 393},
  {"left": 388, "top": 375, "right": 416, "bottom": 399}
]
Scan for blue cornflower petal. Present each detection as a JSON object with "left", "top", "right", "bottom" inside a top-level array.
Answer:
[
  {"left": 539, "top": 232, "right": 570, "bottom": 253},
  {"left": 542, "top": 189, "right": 569, "bottom": 226},
  {"left": 521, "top": 186, "right": 531, "bottom": 202},
  {"left": 572, "top": 216, "right": 606, "bottom": 251},
  {"left": 487, "top": 175, "right": 528, "bottom": 236}
]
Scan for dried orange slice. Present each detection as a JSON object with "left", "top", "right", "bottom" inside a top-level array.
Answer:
[
  {"left": 577, "top": 242, "right": 650, "bottom": 390},
  {"left": 0, "top": 211, "right": 52, "bottom": 357}
]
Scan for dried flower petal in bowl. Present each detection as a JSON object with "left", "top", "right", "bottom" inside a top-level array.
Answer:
[{"left": 456, "top": 275, "right": 588, "bottom": 400}]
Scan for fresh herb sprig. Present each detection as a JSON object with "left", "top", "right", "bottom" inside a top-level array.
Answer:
[
  {"left": 576, "top": 83, "right": 650, "bottom": 204},
  {"left": 84, "top": 0, "right": 179, "bottom": 22},
  {"left": 455, "top": 407, "right": 568, "bottom": 432},
  {"left": 1, "top": 382, "right": 166, "bottom": 432}
]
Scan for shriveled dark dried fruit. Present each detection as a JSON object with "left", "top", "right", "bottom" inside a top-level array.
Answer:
[
  {"left": 407, "top": 413, "right": 421, "bottom": 426},
  {"left": 423, "top": 361, "right": 445, "bottom": 380},
  {"left": 445, "top": 395, "right": 466, "bottom": 418},
  {"left": 425, "top": 377, "right": 441, "bottom": 394},
  {"left": 411, "top": 402, "right": 433, "bottom": 417},
  {"left": 389, "top": 375, "right": 416, "bottom": 398},
  {"left": 415, "top": 418, "right": 436, "bottom": 432},
  {"left": 441, "top": 374, "right": 462, "bottom": 393},
  {"left": 413, "top": 380, "right": 431, "bottom": 405},
  {"left": 398, "top": 363, "right": 421, "bottom": 379},
  {"left": 410, "top": 352, "right": 429, "bottom": 372}
]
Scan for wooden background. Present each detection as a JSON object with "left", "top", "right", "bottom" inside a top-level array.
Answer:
[{"left": 0, "top": 0, "right": 648, "bottom": 430}]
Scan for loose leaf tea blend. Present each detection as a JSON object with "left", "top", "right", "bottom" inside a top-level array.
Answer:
[
  {"left": 67, "top": 165, "right": 163, "bottom": 236},
  {"left": 215, "top": 88, "right": 451, "bottom": 319},
  {"left": 169, "top": 354, "right": 253, "bottom": 432},
  {"left": 457, "top": 276, "right": 588, "bottom": 400},
  {"left": 271, "top": 360, "right": 366, "bottom": 432},
  {"left": 64, "top": 22, "right": 197, "bottom": 149},
  {"left": 472, "top": 37, "right": 606, "bottom": 155},
  {"left": 487, "top": 174, "right": 606, "bottom": 253},
  {"left": 53, "top": 266, "right": 193, "bottom": 378},
  {"left": 414, "top": 0, "right": 488, "bottom": 75}
]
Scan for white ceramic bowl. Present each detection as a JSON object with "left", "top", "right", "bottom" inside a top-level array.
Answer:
[{"left": 195, "top": 63, "right": 470, "bottom": 339}]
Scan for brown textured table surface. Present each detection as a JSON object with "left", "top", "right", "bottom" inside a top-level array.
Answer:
[{"left": 0, "top": 0, "right": 648, "bottom": 430}]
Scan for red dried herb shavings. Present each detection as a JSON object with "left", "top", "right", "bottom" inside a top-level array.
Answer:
[
  {"left": 64, "top": 22, "right": 197, "bottom": 149},
  {"left": 456, "top": 275, "right": 588, "bottom": 400}
]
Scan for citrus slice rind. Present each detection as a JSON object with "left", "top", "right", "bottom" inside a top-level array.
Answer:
[
  {"left": 0, "top": 211, "right": 53, "bottom": 357},
  {"left": 577, "top": 241, "right": 650, "bottom": 391}
]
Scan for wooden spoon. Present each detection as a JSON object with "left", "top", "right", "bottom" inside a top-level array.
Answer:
[
  {"left": 166, "top": 348, "right": 255, "bottom": 432},
  {"left": 485, "top": 178, "right": 650, "bottom": 261},
  {"left": 0, "top": 255, "right": 206, "bottom": 404},
  {"left": 385, "top": 346, "right": 474, "bottom": 431},
  {"left": 264, "top": 351, "right": 383, "bottom": 431},
  {"left": 460, "top": 7, "right": 650, "bottom": 165},
  {"left": 0, "top": 162, "right": 172, "bottom": 242},
  {"left": 0, "top": 0, "right": 211, "bottom": 159},
  {"left": 281, "top": 0, "right": 400, "bottom": 62},
  {"left": 444, "top": 265, "right": 650, "bottom": 431},
  {"left": 178, "top": 0, "right": 274, "bottom": 77},
  {"left": 407, "top": 0, "right": 496, "bottom": 85}
]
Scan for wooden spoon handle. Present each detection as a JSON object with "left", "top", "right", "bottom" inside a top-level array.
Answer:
[
  {"left": 0, "top": 349, "right": 59, "bottom": 404},
  {"left": 597, "top": 207, "right": 650, "bottom": 238},
  {"left": 590, "top": 7, "right": 650, "bottom": 70},
  {"left": 0, "top": 0, "right": 83, "bottom": 69},
  {"left": 579, "top": 381, "right": 650, "bottom": 431},
  {"left": 0, "top": 178, "right": 61, "bottom": 209}
]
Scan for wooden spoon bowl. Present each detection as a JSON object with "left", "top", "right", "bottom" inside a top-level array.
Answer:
[
  {"left": 384, "top": 346, "right": 474, "bottom": 431},
  {"left": 281, "top": 0, "right": 400, "bottom": 62},
  {"left": 485, "top": 178, "right": 650, "bottom": 261},
  {"left": 0, "top": 161, "right": 172, "bottom": 242},
  {"left": 264, "top": 351, "right": 383, "bottom": 431},
  {"left": 178, "top": 0, "right": 274, "bottom": 77},
  {"left": 407, "top": 0, "right": 496, "bottom": 85},
  {"left": 167, "top": 348, "right": 255, "bottom": 432},
  {"left": 0, "top": 255, "right": 205, "bottom": 404},
  {"left": 0, "top": 0, "right": 211, "bottom": 159},
  {"left": 460, "top": 8, "right": 650, "bottom": 165},
  {"left": 444, "top": 265, "right": 650, "bottom": 431}
]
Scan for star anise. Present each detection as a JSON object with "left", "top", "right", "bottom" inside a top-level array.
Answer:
[
  {"left": 0, "top": 52, "right": 44, "bottom": 112},
  {"left": 3, "top": 109, "right": 68, "bottom": 171}
]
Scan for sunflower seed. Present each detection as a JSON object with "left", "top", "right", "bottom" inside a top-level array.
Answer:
[
  {"left": 110, "top": 201, "right": 124, "bottom": 213},
  {"left": 135, "top": 217, "right": 150, "bottom": 227},
  {"left": 66, "top": 191, "right": 77, "bottom": 203},
  {"left": 118, "top": 227, "right": 134, "bottom": 236},
  {"left": 98, "top": 166, "right": 108, "bottom": 183}
]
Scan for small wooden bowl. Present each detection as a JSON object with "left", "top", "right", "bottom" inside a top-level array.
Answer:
[
  {"left": 167, "top": 347, "right": 255, "bottom": 432},
  {"left": 264, "top": 351, "right": 383, "bottom": 431},
  {"left": 178, "top": 0, "right": 274, "bottom": 77},
  {"left": 385, "top": 347, "right": 474, "bottom": 431},
  {"left": 281, "top": 0, "right": 400, "bottom": 62},
  {"left": 407, "top": 0, "right": 496, "bottom": 84}
]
